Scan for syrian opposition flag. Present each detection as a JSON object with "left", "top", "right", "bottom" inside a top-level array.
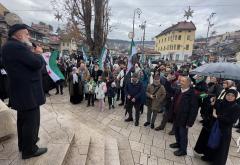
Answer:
[
  {"left": 126, "top": 39, "right": 137, "bottom": 74},
  {"left": 99, "top": 46, "right": 108, "bottom": 70},
  {"left": 42, "top": 51, "right": 65, "bottom": 82}
]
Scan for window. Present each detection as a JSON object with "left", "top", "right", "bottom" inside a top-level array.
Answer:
[
  {"left": 174, "top": 45, "right": 176, "bottom": 50},
  {"left": 184, "top": 55, "right": 188, "bottom": 61},
  {"left": 162, "top": 39, "right": 163, "bottom": 42},
  {"left": 167, "top": 45, "right": 169, "bottom": 50},
  {"left": 178, "top": 35, "right": 181, "bottom": 40},
  {"left": 62, "top": 42, "right": 65, "bottom": 46},
  {"left": 175, "top": 54, "right": 179, "bottom": 61},
  {"left": 165, "top": 38, "right": 166, "bottom": 42},
  {"left": 186, "top": 44, "right": 190, "bottom": 50},
  {"left": 187, "top": 35, "right": 191, "bottom": 40},
  {"left": 175, "top": 35, "right": 177, "bottom": 40},
  {"left": 67, "top": 43, "right": 69, "bottom": 47},
  {"left": 164, "top": 46, "right": 165, "bottom": 50},
  {"left": 177, "top": 45, "right": 180, "bottom": 50}
]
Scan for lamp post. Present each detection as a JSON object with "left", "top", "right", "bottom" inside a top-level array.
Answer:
[
  {"left": 132, "top": 8, "right": 142, "bottom": 39},
  {"left": 139, "top": 20, "right": 146, "bottom": 63}
]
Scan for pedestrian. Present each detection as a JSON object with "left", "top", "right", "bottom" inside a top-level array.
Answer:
[
  {"left": 69, "top": 67, "right": 83, "bottom": 104},
  {"left": 86, "top": 76, "right": 96, "bottom": 107},
  {"left": 117, "top": 63, "right": 127, "bottom": 106},
  {"left": 78, "top": 62, "right": 90, "bottom": 100},
  {"left": 124, "top": 72, "right": 143, "bottom": 126},
  {"left": 2, "top": 24, "right": 47, "bottom": 159},
  {"left": 95, "top": 76, "right": 107, "bottom": 111},
  {"left": 139, "top": 70, "right": 149, "bottom": 114},
  {"left": 169, "top": 76, "right": 198, "bottom": 156},
  {"left": 144, "top": 74, "right": 166, "bottom": 129},
  {"left": 106, "top": 75, "right": 116, "bottom": 109}
]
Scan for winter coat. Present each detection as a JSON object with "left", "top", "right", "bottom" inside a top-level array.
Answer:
[
  {"left": 125, "top": 81, "right": 143, "bottom": 103},
  {"left": 86, "top": 80, "right": 96, "bottom": 94},
  {"left": 2, "top": 38, "right": 45, "bottom": 110},
  {"left": 95, "top": 81, "right": 107, "bottom": 99},
  {"left": 173, "top": 88, "right": 198, "bottom": 127},
  {"left": 146, "top": 83, "right": 166, "bottom": 111}
]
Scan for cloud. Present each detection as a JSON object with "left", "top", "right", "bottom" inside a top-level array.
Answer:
[{"left": 1, "top": 0, "right": 240, "bottom": 40}]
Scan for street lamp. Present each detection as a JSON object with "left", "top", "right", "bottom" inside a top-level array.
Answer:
[
  {"left": 139, "top": 21, "right": 146, "bottom": 63},
  {"left": 132, "top": 8, "right": 142, "bottom": 39}
]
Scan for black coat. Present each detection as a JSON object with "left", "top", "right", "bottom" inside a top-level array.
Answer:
[
  {"left": 173, "top": 88, "right": 198, "bottom": 127},
  {"left": 2, "top": 38, "right": 46, "bottom": 111}
]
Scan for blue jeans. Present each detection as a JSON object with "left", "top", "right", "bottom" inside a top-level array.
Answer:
[{"left": 175, "top": 126, "right": 188, "bottom": 152}]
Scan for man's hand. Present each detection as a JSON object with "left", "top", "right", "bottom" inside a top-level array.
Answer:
[
  {"left": 150, "top": 95, "right": 154, "bottom": 99},
  {"left": 127, "top": 95, "right": 131, "bottom": 99},
  {"left": 35, "top": 46, "right": 43, "bottom": 54},
  {"left": 132, "top": 98, "right": 136, "bottom": 102}
]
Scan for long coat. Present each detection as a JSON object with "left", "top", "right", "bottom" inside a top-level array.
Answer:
[
  {"left": 173, "top": 88, "right": 198, "bottom": 127},
  {"left": 68, "top": 73, "right": 83, "bottom": 97},
  {"left": 2, "top": 38, "right": 45, "bottom": 111},
  {"left": 146, "top": 83, "right": 166, "bottom": 111}
]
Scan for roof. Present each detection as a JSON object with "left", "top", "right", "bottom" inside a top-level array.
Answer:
[{"left": 156, "top": 21, "right": 196, "bottom": 38}]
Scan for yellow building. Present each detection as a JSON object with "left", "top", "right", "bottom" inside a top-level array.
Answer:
[{"left": 155, "top": 21, "right": 196, "bottom": 61}]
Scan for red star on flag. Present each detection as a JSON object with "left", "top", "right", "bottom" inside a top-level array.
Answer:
[{"left": 48, "top": 70, "right": 51, "bottom": 75}]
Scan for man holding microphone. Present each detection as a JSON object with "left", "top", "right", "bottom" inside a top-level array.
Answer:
[{"left": 2, "top": 24, "right": 47, "bottom": 159}]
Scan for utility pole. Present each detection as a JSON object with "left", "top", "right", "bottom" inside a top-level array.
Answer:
[{"left": 132, "top": 8, "right": 142, "bottom": 39}]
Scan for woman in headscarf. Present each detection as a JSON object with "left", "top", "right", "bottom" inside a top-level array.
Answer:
[
  {"left": 69, "top": 67, "right": 83, "bottom": 104},
  {"left": 194, "top": 89, "right": 240, "bottom": 164}
]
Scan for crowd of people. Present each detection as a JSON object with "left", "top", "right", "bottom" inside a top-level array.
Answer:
[{"left": 1, "top": 24, "right": 240, "bottom": 165}]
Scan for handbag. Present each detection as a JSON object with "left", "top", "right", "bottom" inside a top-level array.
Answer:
[
  {"left": 145, "top": 85, "right": 160, "bottom": 106},
  {"left": 207, "top": 120, "right": 222, "bottom": 149}
]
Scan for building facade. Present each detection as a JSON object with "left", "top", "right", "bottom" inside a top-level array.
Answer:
[
  {"left": 155, "top": 21, "right": 196, "bottom": 61},
  {"left": 60, "top": 39, "right": 78, "bottom": 55}
]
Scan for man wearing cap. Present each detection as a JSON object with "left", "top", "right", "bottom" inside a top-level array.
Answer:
[
  {"left": 124, "top": 72, "right": 143, "bottom": 126},
  {"left": 2, "top": 24, "right": 47, "bottom": 159}
]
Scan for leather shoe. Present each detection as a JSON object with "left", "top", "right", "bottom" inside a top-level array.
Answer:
[
  {"left": 144, "top": 122, "right": 150, "bottom": 126},
  {"left": 169, "top": 143, "right": 180, "bottom": 148},
  {"left": 22, "top": 148, "right": 48, "bottom": 159},
  {"left": 155, "top": 125, "right": 164, "bottom": 131},
  {"left": 119, "top": 103, "right": 124, "bottom": 106},
  {"left": 168, "top": 130, "right": 175, "bottom": 135},
  {"left": 201, "top": 155, "right": 213, "bottom": 162},
  {"left": 174, "top": 150, "right": 187, "bottom": 156},
  {"left": 151, "top": 124, "right": 154, "bottom": 129},
  {"left": 135, "top": 122, "right": 139, "bottom": 126},
  {"left": 19, "top": 138, "right": 40, "bottom": 152},
  {"left": 125, "top": 118, "right": 133, "bottom": 122}
]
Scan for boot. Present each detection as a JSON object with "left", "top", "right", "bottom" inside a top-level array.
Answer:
[{"left": 125, "top": 117, "right": 133, "bottom": 122}]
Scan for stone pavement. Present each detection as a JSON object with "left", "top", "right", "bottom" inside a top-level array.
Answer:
[{"left": 1, "top": 88, "right": 240, "bottom": 165}]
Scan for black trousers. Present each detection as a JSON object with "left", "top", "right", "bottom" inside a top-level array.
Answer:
[
  {"left": 17, "top": 107, "right": 40, "bottom": 156},
  {"left": 55, "top": 80, "right": 64, "bottom": 93},
  {"left": 108, "top": 96, "right": 114, "bottom": 106},
  {"left": 120, "top": 87, "right": 125, "bottom": 104},
  {"left": 88, "top": 93, "right": 95, "bottom": 105},
  {"left": 125, "top": 99, "right": 141, "bottom": 122},
  {"left": 117, "top": 88, "right": 121, "bottom": 100},
  {"left": 175, "top": 126, "right": 188, "bottom": 152}
]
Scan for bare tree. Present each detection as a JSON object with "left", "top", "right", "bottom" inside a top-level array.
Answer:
[{"left": 52, "top": 0, "right": 110, "bottom": 57}]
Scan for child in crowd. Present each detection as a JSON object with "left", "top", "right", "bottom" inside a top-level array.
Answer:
[
  {"left": 95, "top": 76, "right": 107, "bottom": 111},
  {"left": 87, "top": 76, "right": 96, "bottom": 107},
  {"left": 106, "top": 75, "right": 117, "bottom": 110}
]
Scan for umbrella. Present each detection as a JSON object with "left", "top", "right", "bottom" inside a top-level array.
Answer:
[{"left": 190, "top": 62, "right": 240, "bottom": 80}]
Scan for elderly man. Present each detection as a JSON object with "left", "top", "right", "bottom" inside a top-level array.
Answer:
[
  {"left": 169, "top": 76, "right": 198, "bottom": 156},
  {"left": 2, "top": 24, "right": 47, "bottom": 159},
  {"left": 124, "top": 72, "right": 143, "bottom": 126}
]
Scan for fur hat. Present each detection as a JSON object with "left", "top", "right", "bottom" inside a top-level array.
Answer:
[{"left": 8, "top": 24, "right": 28, "bottom": 37}]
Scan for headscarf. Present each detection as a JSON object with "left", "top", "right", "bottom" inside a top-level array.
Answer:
[{"left": 72, "top": 67, "right": 78, "bottom": 84}]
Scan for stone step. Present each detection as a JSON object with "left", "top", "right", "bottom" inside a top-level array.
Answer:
[
  {"left": 105, "top": 136, "right": 120, "bottom": 165},
  {"left": 86, "top": 134, "right": 105, "bottom": 165},
  {"left": 0, "top": 132, "right": 74, "bottom": 165},
  {"left": 63, "top": 132, "right": 91, "bottom": 165}
]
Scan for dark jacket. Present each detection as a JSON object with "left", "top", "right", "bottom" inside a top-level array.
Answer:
[
  {"left": 125, "top": 81, "right": 143, "bottom": 103},
  {"left": 2, "top": 38, "right": 46, "bottom": 110},
  {"left": 173, "top": 88, "right": 198, "bottom": 127}
]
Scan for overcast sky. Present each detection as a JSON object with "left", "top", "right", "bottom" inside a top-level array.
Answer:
[{"left": 2, "top": 0, "right": 240, "bottom": 41}]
